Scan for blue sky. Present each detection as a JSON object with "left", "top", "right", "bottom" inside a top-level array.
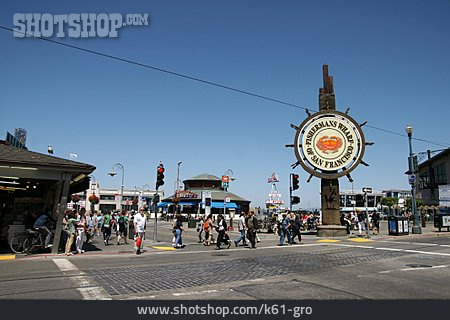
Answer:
[{"left": 1, "top": 0, "right": 449, "bottom": 209}]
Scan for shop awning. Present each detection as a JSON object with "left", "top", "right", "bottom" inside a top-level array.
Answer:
[
  {"left": 212, "top": 202, "right": 237, "bottom": 209},
  {"left": 179, "top": 202, "right": 197, "bottom": 206},
  {"left": 157, "top": 202, "right": 171, "bottom": 208}
]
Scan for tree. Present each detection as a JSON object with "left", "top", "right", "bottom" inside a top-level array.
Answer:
[
  {"left": 381, "top": 197, "right": 397, "bottom": 216},
  {"left": 404, "top": 197, "right": 424, "bottom": 212}
]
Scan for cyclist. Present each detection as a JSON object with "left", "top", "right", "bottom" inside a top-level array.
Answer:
[{"left": 33, "top": 211, "right": 53, "bottom": 248}]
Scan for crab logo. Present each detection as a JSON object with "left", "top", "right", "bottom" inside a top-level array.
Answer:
[{"left": 316, "top": 136, "right": 343, "bottom": 154}]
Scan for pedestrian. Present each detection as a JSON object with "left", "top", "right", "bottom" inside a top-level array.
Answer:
[
  {"left": 64, "top": 210, "right": 78, "bottom": 256},
  {"left": 278, "top": 213, "right": 292, "bottom": 246},
  {"left": 76, "top": 208, "right": 87, "bottom": 254},
  {"left": 341, "top": 213, "right": 352, "bottom": 235},
  {"left": 173, "top": 213, "right": 186, "bottom": 248},
  {"left": 85, "top": 212, "right": 94, "bottom": 244},
  {"left": 203, "top": 214, "right": 213, "bottom": 246},
  {"left": 357, "top": 211, "right": 366, "bottom": 236},
  {"left": 215, "top": 214, "right": 231, "bottom": 250},
  {"left": 96, "top": 211, "right": 103, "bottom": 236},
  {"left": 134, "top": 207, "right": 146, "bottom": 254},
  {"left": 290, "top": 211, "right": 303, "bottom": 244},
  {"left": 372, "top": 211, "right": 380, "bottom": 235},
  {"left": 196, "top": 215, "right": 204, "bottom": 243},
  {"left": 234, "top": 211, "right": 248, "bottom": 247},
  {"left": 102, "top": 211, "right": 112, "bottom": 245},
  {"left": 245, "top": 210, "right": 258, "bottom": 249},
  {"left": 117, "top": 211, "right": 129, "bottom": 245}
]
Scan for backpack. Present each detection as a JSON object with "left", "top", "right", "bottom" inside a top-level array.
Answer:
[
  {"left": 118, "top": 216, "right": 125, "bottom": 225},
  {"left": 203, "top": 220, "right": 210, "bottom": 231}
]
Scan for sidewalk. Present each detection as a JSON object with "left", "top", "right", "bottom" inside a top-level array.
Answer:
[{"left": 3, "top": 219, "right": 449, "bottom": 260}]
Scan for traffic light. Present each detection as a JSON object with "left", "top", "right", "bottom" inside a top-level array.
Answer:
[
  {"left": 292, "top": 173, "right": 299, "bottom": 191},
  {"left": 291, "top": 196, "right": 300, "bottom": 205},
  {"left": 156, "top": 163, "right": 165, "bottom": 189}
]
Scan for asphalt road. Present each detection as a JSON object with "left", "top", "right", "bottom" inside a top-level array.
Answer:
[{"left": 1, "top": 220, "right": 450, "bottom": 300}]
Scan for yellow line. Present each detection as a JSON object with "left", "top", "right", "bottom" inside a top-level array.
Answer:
[
  {"left": 348, "top": 238, "right": 374, "bottom": 242},
  {"left": 151, "top": 246, "right": 176, "bottom": 251},
  {"left": 317, "top": 239, "right": 341, "bottom": 243},
  {"left": 0, "top": 255, "right": 16, "bottom": 261}
]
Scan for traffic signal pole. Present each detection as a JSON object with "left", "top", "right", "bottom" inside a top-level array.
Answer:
[
  {"left": 289, "top": 173, "right": 293, "bottom": 211},
  {"left": 154, "top": 163, "right": 165, "bottom": 242}
]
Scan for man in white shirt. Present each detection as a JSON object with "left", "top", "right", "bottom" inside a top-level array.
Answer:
[{"left": 134, "top": 208, "right": 146, "bottom": 250}]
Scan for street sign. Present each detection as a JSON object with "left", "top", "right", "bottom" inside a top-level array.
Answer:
[
  {"left": 222, "top": 175, "right": 229, "bottom": 183},
  {"left": 362, "top": 187, "right": 372, "bottom": 193},
  {"left": 222, "top": 182, "right": 229, "bottom": 189},
  {"left": 225, "top": 196, "right": 231, "bottom": 203},
  {"left": 408, "top": 174, "right": 416, "bottom": 184}
]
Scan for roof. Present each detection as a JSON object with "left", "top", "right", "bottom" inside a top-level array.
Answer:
[
  {"left": 184, "top": 173, "right": 221, "bottom": 181},
  {"left": 162, "top": 190, "right": 250, "bottom": 203},
  {"left": 0, "top": 143, "right": 96, "bottom": 172},
  {"left": 418, "top": 148, "right": 450, "bottom": 171}
]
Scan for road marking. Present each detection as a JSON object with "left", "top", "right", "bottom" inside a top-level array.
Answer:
[
  {"left": 53, "top": 258, "right": 111, "bottom": 300},
  {"left": 379, "top": 265, "right": 449, "bottom": 274},
  {"left": 348, "top": 238, "right": 373, "bottom": 243},
  {"left": 151, "top": 246, "right": 176, "bottom": 251},
  {"left": 53, "top": 258, "right": 79, "bottom": 271},
  {"left": 172, "top": 289, "right": 222, "bottom": 297},
  {"left": 0, "top": 255, "right": 16, "bottom": 261},
  {"left": 403, "top": 250, "right": 450, "bottom": 257},
  {"left": 411, "top": 243, "right": 439, "bottom": 246},
  {"left": 374, "top": 247, "right": 404, "bottom": 252},
  {"left": 331, "top": 243, "right": 450, "bottom": 257},
  {"left": 248, "top": 278, "right": 266, "bottom": 282},
  {"left": 317, "top": 239, "right": 341, "bottom": 243},
  {"left": 334, "top": 244, "right": 374, "bottom": 249}
]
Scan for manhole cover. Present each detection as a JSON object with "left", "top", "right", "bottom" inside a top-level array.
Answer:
[{"left": 406, "top": 264, "right": 433, "bottom": 268}]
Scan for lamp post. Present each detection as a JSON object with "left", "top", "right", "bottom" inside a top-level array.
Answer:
[
  {"left": 406, "top": 124, "right": 421, "bottom": 234},
  {"left": 176, "top": 161, "right": 182, "bottom": 194},
  {"left": 223, "top": 169, "right": 235, "bottom": 229},
  {"left": 108, "top": 163, "right": 125, "bottom": 211},
  {"left": 175, "top": 161, "right": 182, "bottom": 214}
]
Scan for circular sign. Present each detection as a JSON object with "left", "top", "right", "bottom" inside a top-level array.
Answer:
[
  {"left": 294, "top": 110, "right": 365, "bottom": 179},
  {"left": 408, "top": 174, "right": 416, "bottom": 184}
]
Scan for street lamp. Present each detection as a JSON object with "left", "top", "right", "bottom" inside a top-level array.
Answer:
[
  {"left": 176, "top": 161, "right": 182, "bottom": 194},
  {"left": 223, "top": 169, "right": 236, "bottom": 229},
  {"left": 108, "top": 163, "right": 125, "bottom": 211},
  {"left": 406, "top": 124, "right": 421, "bottom": 234}
]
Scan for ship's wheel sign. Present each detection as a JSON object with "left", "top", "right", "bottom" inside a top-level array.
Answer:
[{"left": 293, "top": 110, "right": 367, "bottom": 180}]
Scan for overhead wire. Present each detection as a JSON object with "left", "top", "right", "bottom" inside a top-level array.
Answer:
[{"left": 1, "top": 25, "right": 449, "bottom": 149}]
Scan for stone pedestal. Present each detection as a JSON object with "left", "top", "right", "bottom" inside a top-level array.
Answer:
[{"left": 317, "top": 225, "right": 347, "bottom": 237}]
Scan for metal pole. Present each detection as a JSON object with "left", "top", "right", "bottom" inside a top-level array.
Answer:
[
  {"left": 289, "top": 173, "right": 293, "bottom": 211},
  {"left": 121, "top": 165, "right": 124, "bottom": 211},
  {"left": 408, "top": 132, "right": 421, "bottom": 234},
  {"left": 365, "top": 191, "right": 370, "bottom": 239}
]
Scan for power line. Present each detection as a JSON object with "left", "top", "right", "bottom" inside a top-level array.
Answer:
[{"left": 1, "top": 25, "right": 449, "bottom": 149}]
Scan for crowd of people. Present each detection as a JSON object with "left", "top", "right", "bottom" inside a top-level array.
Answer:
[
  {"left": 62, "top": 207, "right": 147, "bottom": 256},
  {"left": 340, "top": 211, "right": 381, "bottom": 235}
]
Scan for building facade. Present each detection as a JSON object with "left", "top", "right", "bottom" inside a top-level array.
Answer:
[
  {"left": 417, "top": 148, "right": 450, "bottom": 208},
  {"left": 159, "top": 174, "right": 251, "bottom": 216},
  {"left": 69, "top": 181, "right": 164, "bottom": 213},
  {"left": 339, "top": 190, "right": 384, "bottom": 213}
]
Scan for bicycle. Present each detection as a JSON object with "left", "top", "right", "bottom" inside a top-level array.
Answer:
[
  {"left": 9, "top": 232, "right": 28, "bottom": 253},
  {"left": 22, "top": 228, "right": 54, "bottom": 254}
]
